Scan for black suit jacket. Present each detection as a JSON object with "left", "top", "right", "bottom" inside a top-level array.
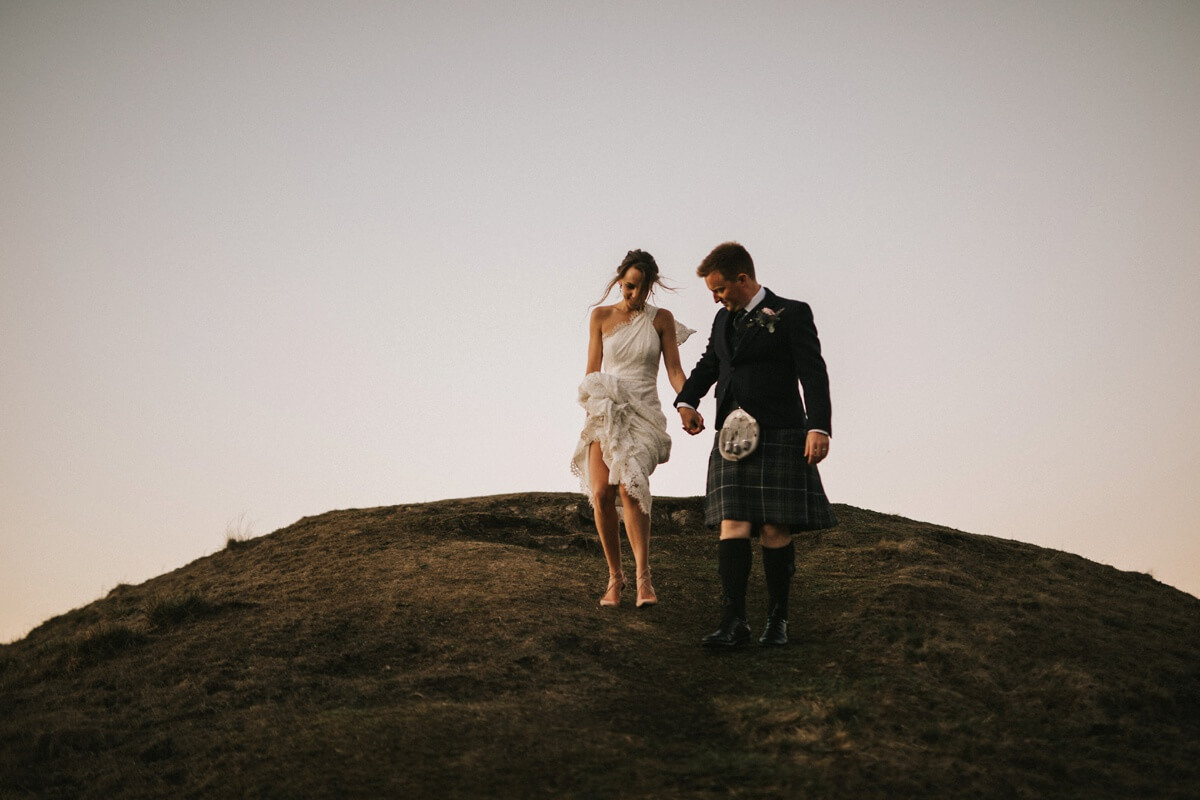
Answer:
[{"left": 675, "top": 288, "right": 832, "bottom": 434}]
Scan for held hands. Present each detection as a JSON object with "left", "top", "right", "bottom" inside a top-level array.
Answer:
[
  {"left": 805, "top": 431, "right": 830, "bottom": 465},
  {"left": 679, "top": 407, "right": 705, "bottom": 436}
]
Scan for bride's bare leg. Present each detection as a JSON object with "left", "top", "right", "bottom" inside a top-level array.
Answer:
[
  {"left": 618, "top": 484, "right": 657, "bottom": 607},
  {"left": 588, "top": 443, "right": 624, "bottom": 606}
]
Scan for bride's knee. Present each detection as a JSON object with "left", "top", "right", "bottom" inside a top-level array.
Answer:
[
  {"left": 617, "top": 483, "right": 644, "bottom": 509},
  {"left": 591, "top": 483, "right": 617, "bottom": 507}
]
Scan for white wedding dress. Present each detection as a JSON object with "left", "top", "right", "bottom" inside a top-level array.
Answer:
[{"left": 570, "top": 305, "right": 694, "bottom": 514}]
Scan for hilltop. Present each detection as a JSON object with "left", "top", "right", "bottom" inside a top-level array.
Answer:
[{"left": 1, "top": 493, "right": 1198, "bottom": 799}]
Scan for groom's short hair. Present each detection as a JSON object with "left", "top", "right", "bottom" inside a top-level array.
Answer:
[{"left": 697, "top": 242, "right": 755, "bottom": 281}]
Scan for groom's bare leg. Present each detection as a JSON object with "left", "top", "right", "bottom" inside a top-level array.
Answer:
[
  {"left": 719, "top": 520, "right": 752, "bottom": 540},
  {"left": 759, "top": 524, "right": 792, "bottom": 548}
]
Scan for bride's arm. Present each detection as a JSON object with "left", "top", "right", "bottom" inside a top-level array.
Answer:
[
  {"left": 585, "top": 307, "right": 605, "bottom": 374},
  {"left": 656, "top": 310, "right": 688, "bottom": 394}
]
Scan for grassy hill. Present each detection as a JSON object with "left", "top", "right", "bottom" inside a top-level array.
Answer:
[{"left": 2, "top": 493, "right": 1198, "bottom": 799}]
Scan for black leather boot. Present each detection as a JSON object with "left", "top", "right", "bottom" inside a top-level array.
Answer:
[
  {"left": 758, "top": 606, "right": 789, "bottom": 646},
  {"left": 760, "top": 543, "right": 794, "bottom": 646},
  {"left": 702, "top": 540, "right": 752, "bottom": 647},
  {"left": 702, "top": 612, "right": 752, "bottom": 647}
]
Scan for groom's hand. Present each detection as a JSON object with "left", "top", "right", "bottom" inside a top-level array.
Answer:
[
  {"left": 679, "top": 407, "right": 705, "bottom": 435},
  {"left": 805, "top": 431, "right": 830, "bottom": 465}
]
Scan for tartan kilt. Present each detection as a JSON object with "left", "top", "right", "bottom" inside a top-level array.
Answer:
[{"left": 705, "top": 427, "right": 837, "bottom": 532}]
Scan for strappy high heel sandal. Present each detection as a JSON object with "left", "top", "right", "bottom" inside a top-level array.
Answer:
[
  {"left": 599, "top": 571, "right": 626, "bottom": 607},
  {"left": 636, "top": 568, "right": 657, "bottom": 608}
]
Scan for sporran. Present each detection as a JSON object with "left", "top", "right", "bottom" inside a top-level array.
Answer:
[{"left": 718, "top": 408, "right": 760, "bottom": 462}]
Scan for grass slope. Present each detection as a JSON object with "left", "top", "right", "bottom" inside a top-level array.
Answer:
[{"left": 1, "top": 493, "right": 1198, "bottom": 799}]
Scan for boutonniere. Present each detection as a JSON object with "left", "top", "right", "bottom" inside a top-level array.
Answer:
[{"left": 749, "top": 306, "right": 784, "bottom": 333}]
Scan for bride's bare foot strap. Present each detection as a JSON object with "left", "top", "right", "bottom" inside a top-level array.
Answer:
[
  {"left": 600, "top": 571, "right": 626, "bottom": 607},
  {"left": 635, "top": 568, "right": 657, "bottom": 608}
]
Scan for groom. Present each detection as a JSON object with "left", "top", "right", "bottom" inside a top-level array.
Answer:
[{"left": 676, "top": 242, "right": 836, "bottom": 647}]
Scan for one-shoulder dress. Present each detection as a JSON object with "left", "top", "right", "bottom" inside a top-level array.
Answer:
[{"left": 570, "top": 305, "right": 694, "bottom": 515}]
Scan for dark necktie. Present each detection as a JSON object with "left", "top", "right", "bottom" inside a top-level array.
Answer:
[{"left": 732, "top": 308, "right": 750, "bottom": 343}]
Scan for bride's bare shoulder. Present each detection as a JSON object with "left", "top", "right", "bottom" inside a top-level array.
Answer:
[{"left": 590, "top": 304, "right": 620, "bottom": 323}]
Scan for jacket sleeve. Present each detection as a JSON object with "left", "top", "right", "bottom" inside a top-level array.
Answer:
[
  {"left": 786, "top": 301, "right": 832, "bottom": 435},
  {"left": 675, "top": 316, "right": 721, "bottom": 409}
]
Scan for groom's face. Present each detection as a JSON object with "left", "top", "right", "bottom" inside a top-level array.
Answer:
[{"left": 705, "top": 272, "right": 754, "bottom": 312}]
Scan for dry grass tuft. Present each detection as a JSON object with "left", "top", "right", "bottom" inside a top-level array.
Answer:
[
  {"left": 142, "top": 591, "right": 217, "bottom": 628},
  {"left": 63, "top": 621, "right": 148, "bottom": 671},
  {"left": 223, "top": 512, "right": 256, "bottom": 550}
]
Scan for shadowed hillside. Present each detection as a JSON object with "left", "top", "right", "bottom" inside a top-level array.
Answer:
[{"left": 2, "top": 493, "right": 1198, "bottom": 799}]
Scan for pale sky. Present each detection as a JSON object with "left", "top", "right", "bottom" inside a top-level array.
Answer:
[{"left": 3, "top": 0, "right": 1198, "bottom": 643}]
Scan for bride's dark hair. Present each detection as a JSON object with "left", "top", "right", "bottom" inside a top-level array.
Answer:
[{"left": 595, "top": 249, "right": 675, "bottom": 305}]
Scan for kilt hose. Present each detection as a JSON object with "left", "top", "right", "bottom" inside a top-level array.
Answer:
[{"left": 705, "top": 427, "right": 837, "bottom": 532}]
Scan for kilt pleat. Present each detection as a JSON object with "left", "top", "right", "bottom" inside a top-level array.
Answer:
[{"left": 704, "top": 427, "right": 837, "bottom": 531}]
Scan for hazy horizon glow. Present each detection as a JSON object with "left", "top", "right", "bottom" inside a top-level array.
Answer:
[{"left": 3, "top": 1, "right": 1198, "bottom": 642}]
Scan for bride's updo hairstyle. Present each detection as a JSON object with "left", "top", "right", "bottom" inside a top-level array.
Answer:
[{"left": 596, "top": 249, "right": 673, "bottom": 305}]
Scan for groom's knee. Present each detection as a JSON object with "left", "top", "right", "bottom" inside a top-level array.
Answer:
[
  {"left": 760, "top": 524, "right": 793, "bottom": 548},
  {"left": 719, "top": 520, "right": 753, "bottom": 540}
]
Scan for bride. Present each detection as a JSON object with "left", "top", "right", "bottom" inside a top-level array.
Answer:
[{"left": 570, "top": 250, "right": 696, "bottom": 608}]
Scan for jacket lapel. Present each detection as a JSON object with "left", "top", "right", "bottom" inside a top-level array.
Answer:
[
  {"left": 733, "top": 289, "right": 780, "bottom": 356},
  {"left": 718, "top": 308, "right": 736, "bottom": 360}
]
